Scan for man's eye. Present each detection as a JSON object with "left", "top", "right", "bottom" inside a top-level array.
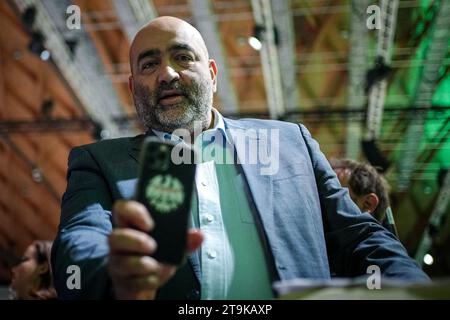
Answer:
[
  {"left": 176, "top": 54, "right": 194, "bottom": 62},
  {"left": 142, "top": 62, "right": 158, "bottom": 70}
]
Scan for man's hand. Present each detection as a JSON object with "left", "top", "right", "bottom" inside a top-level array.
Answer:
[{"left": 108, "top": 200, "right": 203, "bottom": 300}]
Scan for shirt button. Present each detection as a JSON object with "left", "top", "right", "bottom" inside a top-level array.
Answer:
[
  {"left": 201, "top": 181, "right": 207, "bottom": 186},
  {"left": 203, "top": 214, "right": 214, "bottom": 223},
  {"left": 207, "top": 250, "right": 217, "bottom": 259}
]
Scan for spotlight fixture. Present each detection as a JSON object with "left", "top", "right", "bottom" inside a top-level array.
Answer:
[
  {"left": 31, "top": 166, "right": 43, "bottom": 183},
  {"left": 40, "top": 99, "right": 54, "bottom": 119},
  {"left": 248, "top": 36, "right": 262, "bottom": 51},
  {"left": 423, "top": 253, "right": 434, "bottom": 266},
  {"left": 40, "top": 50, "right": 51, "bottom": 61},
  {"left": 249, "top": 24, "right": 265, "bottom": 51},
  {"left": 437, "top": 168, "right": 449, "bottom": 188},
  {"left": 248, "top": 24, "right": 279, "bottom": 51},
  {"left": 361, "top": 139, "right": 390, "bottom": 173},
  {"left": 91, "top": 121, "right": 110, "bottom": 141},
  {"left": 365, "top": 56, "right": 392, "bottom": 94},
  {"left": 65, "top": 38, "right": 79, "bottom": 57},
  {"left": 21, "top": 6, "right": 36, "bottom": 29},
  {"left": 28, "top": 32, "right": 51, "bottom": 61}
]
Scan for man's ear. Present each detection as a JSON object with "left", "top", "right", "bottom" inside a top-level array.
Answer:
[
  {"left": 128, "top": 75, "right": 134, "bottom": 94},
  {"left": 209, "top": 59, "right": 218, "bottom": 93},
  {"left": 361, "top": 193, "right": 379, "bottom": 214}
]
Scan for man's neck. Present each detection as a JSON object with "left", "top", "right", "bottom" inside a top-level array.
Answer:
[
  {"left": 191, "top": 108, "right": 214, "bottom": 141},
  {"left": 206, "top": 108, "right": 215, "bottom": 130}
]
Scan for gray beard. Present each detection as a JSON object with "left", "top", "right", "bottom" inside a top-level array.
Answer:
[{"left": 133, "top": 79, "right": 212, "bottom": 133}]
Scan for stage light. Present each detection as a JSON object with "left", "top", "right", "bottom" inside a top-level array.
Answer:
[
  {"left": 65, "top": 38, "right": 79, "bottom": 57},
  {"left": 21, "top": 6, "right": 36, "bottom": 29},
  {"left": 423, "top": 254, "right": 434, "bottom": 266},
  {"left": 91, "top": 121, "right": 110, "bottom": 141},
  {"left": 31, "top": 167, "right": 43, "bottom": 183},
  {"left": 437, "top": 168, "right": 448, "bottom": 188},
  {"left": 365, "top": 56, "right": 392, "bottom": 94},
  {"left": 28, "top": 32, "right": 51, "bottom": 61},
  {"left": 40, "top": 50, "right": 50, "bottom": 61},
  {"left": 41, "top": 99, "right": 54, "bottom": 118},
  {"left": 361, "top": 139, "right": 390, "bottom": 173},
  {"left": 248, "top": 36, "right": 262, "bottom": 51},
  {"left": 249, "top": 24, "right": 266, "bottom": 51}
]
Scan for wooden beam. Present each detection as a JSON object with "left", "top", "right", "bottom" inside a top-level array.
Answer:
[
  {"left": 0, "top": 202, "right": 35, "bottom": 254},
  {"left": 0, "top": 188, "right": 57, "bottom": 241},
  {"left": 0, "top": 152, "right": 60, "bottom": 227},
  {"left": 5, "top": 135, "right": 68, "bottom": 188},
  {"left": 0, "top": 172, "right": 60, "bottom": 230},
  {"left": 5, "top": 81, "right": 39, "bottom": 119}
]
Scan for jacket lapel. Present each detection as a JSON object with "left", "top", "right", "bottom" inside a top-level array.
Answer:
[
  {"left": 128, "top": 130, "right": 158, "bottom": 164},
  {"left": 128, "top": 134, "right": 144, "bottom": 164},
  {"left": 223, "top": 118, "right": 274, "bottom": 243}
]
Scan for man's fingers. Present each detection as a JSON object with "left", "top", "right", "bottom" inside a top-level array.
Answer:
[
  {"left": 159, "top": 265, "right": 177, "bottom": 284},
  {"left": 108, "top": 255, "right": 160, "bottom": 278},
  {"left": 109, "top": 228, "right": 157, "bottom": 255},
  {"left": 129, "top": 275, "right": 160, "bottom": 291},
  {"left": 112, "top": 274, "right": 160, "bottom": 300},
  {"left": 108, "top": 225, "right": 191, "bottom": 299},
  {"left": 110, "top": 262, "right": 177, "bottom": 299},
  {"left": 113, "top": 200, "right": 154, "bottom": 231},
  {"left": 186, "top": 229, "right": 204, "bottom": 253},
  {"left": 114, "top": 274, "right": 161, "bottom": 293}
]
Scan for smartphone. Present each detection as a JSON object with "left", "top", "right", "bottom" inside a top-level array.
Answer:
[{"left": 135, "top": 137, "right": 197, "bottom": 265}]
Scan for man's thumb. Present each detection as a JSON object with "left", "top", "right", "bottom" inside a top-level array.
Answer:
[{"left": 186, "top": 229, "right": 204, "bottom": 253}]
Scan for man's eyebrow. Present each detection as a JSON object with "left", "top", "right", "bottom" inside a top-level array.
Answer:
[
  {"left": 168, "top": 43, "right": 197, "bottom": 54},
  {"left": 137, "top": 49, "right": 161, "bottom": 65}
]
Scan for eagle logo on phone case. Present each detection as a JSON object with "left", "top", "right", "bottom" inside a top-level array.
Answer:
[{"left": 145, "top": 174, "right": 185, "bottom": 214}]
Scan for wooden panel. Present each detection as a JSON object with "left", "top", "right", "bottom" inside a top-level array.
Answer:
[
  {"left": 3, "top": 89, "right": 37, "bottom": 120},
  {"left": 4, "top": 59, "right": 43, "bottom": 112},
  {"left": 0, "top": 203, "right": 35, "bottom": 253},
  {"left": 46, "top": 71, "right": 85, "bottom": 117},
  {"left": 0, "top": 160, "right": 60, "bottom": 227},
  {"left": 0, "top": 190, "right": 57, "bottom": 240},
  {"left": 6, "top": 135, "right": 68, "bottom": 184},
  {"left": 0, "top": 186, "right": 55, "bottom": 240}
]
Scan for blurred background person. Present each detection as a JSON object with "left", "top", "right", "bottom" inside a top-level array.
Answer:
[
  {"left": 9, "top": 240, "right": 56, "bottom": 300},
  {"left": 330, "top": 158, "right": 398, "bottom": 237}
]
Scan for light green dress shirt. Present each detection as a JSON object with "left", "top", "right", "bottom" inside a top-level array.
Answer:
[{"left": 154, "top": 108, "right": 274, "bottom": 299}]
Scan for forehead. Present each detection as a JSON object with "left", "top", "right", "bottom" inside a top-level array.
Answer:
[{"left": 131, "top": 25, "right": 206, "bottom": 61}]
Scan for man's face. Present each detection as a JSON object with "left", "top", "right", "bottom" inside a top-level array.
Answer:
[{"left": 129, "top": 22, "right": 217, "bottom": 133}]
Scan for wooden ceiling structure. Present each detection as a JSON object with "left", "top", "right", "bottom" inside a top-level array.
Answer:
[{"left": 0, "top": 0, "right": 449, "bottom": 283}]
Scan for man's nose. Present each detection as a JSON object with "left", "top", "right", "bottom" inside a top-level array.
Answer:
[{"left": 158, "top": 64, "right": 180, "bottom": 84}]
